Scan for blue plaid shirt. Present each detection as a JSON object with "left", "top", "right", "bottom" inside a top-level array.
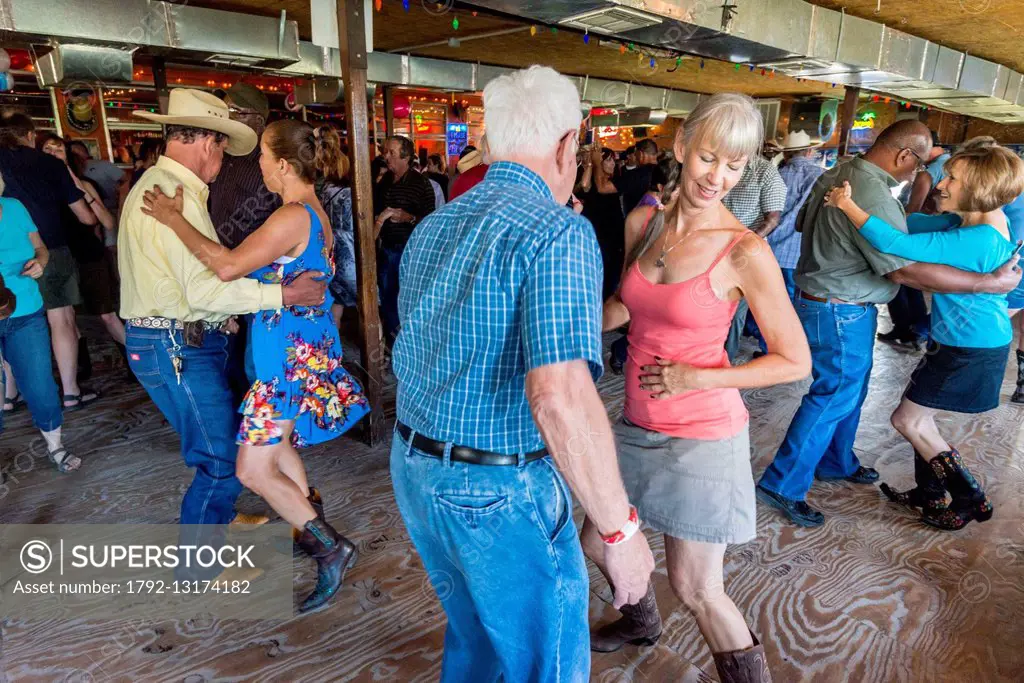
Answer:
[
  {"left": 393, "top": 162, "right": 604, "bottom": 454},
  {"left": 768, "top": 156, "right": 825, "bottom": 269}
]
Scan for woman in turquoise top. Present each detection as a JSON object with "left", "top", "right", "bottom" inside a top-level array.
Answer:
[
  {"left": 0, "top": 189, "right": 81, "bottom": 472},
  {"left": 824, "top": 144, "right": 1024, "bottom": 531}
]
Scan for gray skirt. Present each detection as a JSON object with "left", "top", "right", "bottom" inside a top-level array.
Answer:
[{"left": 615, "top": 418, "right": 756, "bottom": 545}]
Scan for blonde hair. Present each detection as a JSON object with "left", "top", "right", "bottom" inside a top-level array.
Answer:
[
  {"left": 946, "top": 145, "right": 1024, "bottom": 213},
  {"left": 626, "top": 93, "right": 763, "bottom": 268}
]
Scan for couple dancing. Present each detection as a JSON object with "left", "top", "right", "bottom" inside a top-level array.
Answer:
[{"left": 120, "top": 89, "right": 368, "bottom": 612}]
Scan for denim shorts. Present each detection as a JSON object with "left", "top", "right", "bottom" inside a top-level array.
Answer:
[{"left": 615, "top": 418, "right": 756, "bottom": 544}]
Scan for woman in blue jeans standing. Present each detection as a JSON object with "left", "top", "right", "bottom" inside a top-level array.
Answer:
[{"left": 0, "top": 180, "right": 80, "bottom": 472}]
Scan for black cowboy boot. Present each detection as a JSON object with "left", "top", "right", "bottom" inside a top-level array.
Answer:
[
  {"left": 591, "top": 583, "right": 662, "bottom": 652},
  {"left": 291, "top": 487, "right": 327, "bottom": 555},
  {"left": 294, "top": 518, "right": 358, "bottom": 614},
  {"left": 880, "top": 450, "right": 948, "bottom": 514},
  {"left": 1012, "top": 350, "right": 1024, "bottom": 404},
  {"left": 921, "top": 449, "right": 993, "bottom": 531},
  {"left": 713, "top": 631, "right": 773, "bottom": 683}
]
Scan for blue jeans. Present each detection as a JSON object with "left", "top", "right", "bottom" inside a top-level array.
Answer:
[
  {"left": 758, "top": 297, "right": 877, "bottom": 501},
  {"left": 378, "top": 244, "right": 405, "bottom": 345},
  {"left": 390, "top": 429, "right": 590, "bottom": 683},
  {"left": 748, "top": 267, "right": 797, "bottom": 353},
  {"left": 126, "top": 326, "right": 243, "bottom": 527},
  {"left": 0, "top": 310, "right": 62, "bottom": 434}
]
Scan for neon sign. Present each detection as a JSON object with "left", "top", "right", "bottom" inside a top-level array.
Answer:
[{"left": 852, "top": 111, "right": 877, "bottom": 130}]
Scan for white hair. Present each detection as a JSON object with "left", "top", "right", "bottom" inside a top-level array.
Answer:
[
  {"left": 483, "top": 66, "right": 582, "bottom": 159},
  {"left": 682, "top": 93, "right": 763, "bottom": 162}
]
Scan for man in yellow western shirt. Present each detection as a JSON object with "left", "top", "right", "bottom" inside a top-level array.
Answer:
[{"left": 120, "top": 90, "right": 324, "bottom": 557}]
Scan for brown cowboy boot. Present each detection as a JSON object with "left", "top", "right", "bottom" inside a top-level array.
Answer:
[
  {"left": 590, "top": 583, "right": 662, "bottom": 653},
  {"left": 713, "top": 631, "right": 773, "bottom": 683}
]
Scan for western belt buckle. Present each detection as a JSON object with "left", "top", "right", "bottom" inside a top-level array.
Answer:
[{"left": 183, "top": 321, "right": 205, "bottom": 348}]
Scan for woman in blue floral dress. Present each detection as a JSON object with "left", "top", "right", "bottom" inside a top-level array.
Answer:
[{"left": 141, "top": 119, "right": 369, "bottom": 614}]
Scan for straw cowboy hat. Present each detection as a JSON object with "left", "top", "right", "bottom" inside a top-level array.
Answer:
[
  {"left": 457, "top": 148, "right": 483, "bottom": 174},
  {"left": 775, "top": 130, "right": 823, "bottom": 152},
  {"left": 134, "top": 88, "right": 257, "bottom": 156}
]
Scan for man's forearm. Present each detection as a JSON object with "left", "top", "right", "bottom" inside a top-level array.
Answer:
[
  {"left": 890, "top": 262, "right": 1002, "bottom": 293},
  {"left": 754, "top": 212, "right": 782, "bottom": 237},
  {"left": 527, "top": 362, "right": 631, "bottom": 535}
]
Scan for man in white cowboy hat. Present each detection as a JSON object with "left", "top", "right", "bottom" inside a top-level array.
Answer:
[
  {"left": 746, "top": 130, "right": 826, "bottom": 357},
  {"left": 118, "top": 89, "right": 326, "bottom": 562}
]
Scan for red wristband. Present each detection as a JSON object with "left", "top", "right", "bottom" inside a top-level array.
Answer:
[{"left": 600, "top": 505, "right": 640, "bottom": 546}]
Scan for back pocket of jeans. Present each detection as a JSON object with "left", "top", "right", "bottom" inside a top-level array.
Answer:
[{"left": 436, "top": 493, "right": 509, "bottom": 517}]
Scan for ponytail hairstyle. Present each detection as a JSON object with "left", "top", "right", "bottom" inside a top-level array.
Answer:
[
  {"left": 313, "top": 125, "right": 349, "bottom": 183},
  {"left": 265, "top": 119, "right": 349, "bottom": 184},
  {"left": 625, "top": 93, "right": 762, "bottom": 270}
]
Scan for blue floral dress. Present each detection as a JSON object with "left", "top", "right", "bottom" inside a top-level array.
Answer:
[{"left": 237, "top": 203, "right": 370, "bottom": 448}]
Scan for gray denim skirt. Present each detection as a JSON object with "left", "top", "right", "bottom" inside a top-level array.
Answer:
[{"left": 615, "top": 418, "right": 756, "bottom": 545}]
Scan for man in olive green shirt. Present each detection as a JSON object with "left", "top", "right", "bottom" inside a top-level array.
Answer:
[{"left": 757, "top": 120, "right": 1022, "bottom": 527}]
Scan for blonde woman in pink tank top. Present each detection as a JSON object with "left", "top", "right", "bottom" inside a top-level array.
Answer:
[{"left": 582, "top": 94, "right": 811, "bottom": 682}]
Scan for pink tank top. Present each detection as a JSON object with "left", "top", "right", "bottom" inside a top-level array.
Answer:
[{"left": 619, "top": 231, "right": 750, "bottom": 440}]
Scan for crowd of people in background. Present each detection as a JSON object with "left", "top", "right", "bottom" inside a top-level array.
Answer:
[{"left": 2, "top": 62, "right": 1024, "bottom": 683}]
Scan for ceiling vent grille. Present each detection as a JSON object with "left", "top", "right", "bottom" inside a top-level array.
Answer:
[
  {"left": 559, "top": 7, "right": 662, "bottom": 35},
  {"left": 204, "top": 54, "right": 269, "bottom": 67}
]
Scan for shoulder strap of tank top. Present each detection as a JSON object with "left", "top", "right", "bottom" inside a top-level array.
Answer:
[{"left": 705, "top": 231, "right": 750, "bottom": 273}]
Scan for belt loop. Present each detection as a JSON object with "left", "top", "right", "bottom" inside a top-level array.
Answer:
[
  {"left": 442, "top": 441, "right": 453, "bottom": 468},
  {"left": 517, "top": 451, "right": 526, "bottom": 468}
]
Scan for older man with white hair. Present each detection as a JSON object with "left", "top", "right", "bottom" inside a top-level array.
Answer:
[{"left": 390, "top": 66, "right": 654, "bottom": 682}]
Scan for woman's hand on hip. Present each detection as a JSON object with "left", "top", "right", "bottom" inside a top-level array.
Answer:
[
  {"left": 639, "top": 357, "right": 707, "bottom": 398},
  {"left": 141, "top": 184, "right": 185, "bottom": 226}
]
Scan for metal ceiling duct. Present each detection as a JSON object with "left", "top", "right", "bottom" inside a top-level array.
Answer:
[
  {"left": 1, "top": 0, "right": 301, "bottom": 73},
  {"left": 465, "top": 0, "right": 1024, "bottom": 123},
  {"left": 35, "top": 44, "right": 134, "bottom": 87}
]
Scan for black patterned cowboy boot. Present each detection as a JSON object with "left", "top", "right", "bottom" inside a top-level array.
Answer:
[
  {"left": 1011, "top": 350, "right": 1024, "bottom": 404},
  {"left": 880, "top": 450, "right": 948, "bottom": 514},
  {"left": 590, "top": 583, "right": 662, "bottom": 653},
  {"left": 921, "top": 449, "right": 993, "bottom": 531},
  {"left": 294, "top": 518, "right": 358, "bottom": 614},
  {"left": 713, "top": 631, "right": 773, "bottom": 683}
]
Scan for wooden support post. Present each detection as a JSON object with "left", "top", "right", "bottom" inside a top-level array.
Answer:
[
  {"left": 383, "top": 85, "right": 395, "bottom": 137},
  {"left": 338, "top": 0, "right": 386, "bottom": 445},
  {"left": 152, "top": 57, "right": 170, "bottom": 115},
  {"left": 838, "top": 86, "right": 860, "bottom": 157}
]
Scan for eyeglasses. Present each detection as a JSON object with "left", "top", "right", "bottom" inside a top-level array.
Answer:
[{"left": 902, "top": 147, "right": 927, "bottom": 172}]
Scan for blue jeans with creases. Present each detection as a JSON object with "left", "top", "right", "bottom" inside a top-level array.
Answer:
[
  {"left": 126, "top": 326, "right": 242, "bottom": 527},
  {"left": 390, "top": 428, "right": 590, "bottom": 683},
  {"left": 758, "top": 297, "right": 877, "bottom": 501},
  {"left": 0, "top": 309, "right": 62, "bottom": 434}
]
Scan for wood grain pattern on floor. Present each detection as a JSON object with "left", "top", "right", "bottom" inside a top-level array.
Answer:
[{"left": 1, "top": 318, "right": 1021, "bottom": 682}]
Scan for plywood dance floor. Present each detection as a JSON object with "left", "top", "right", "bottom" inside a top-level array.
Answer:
[{"left": 1, "top": 320, "right": 1022, "bottom": 682}]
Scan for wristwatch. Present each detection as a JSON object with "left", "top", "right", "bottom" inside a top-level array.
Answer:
[{"left": 600, "top": 505, "right": 640, "bottom": 546}]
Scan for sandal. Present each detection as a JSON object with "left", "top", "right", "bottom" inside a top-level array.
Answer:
[
  {"left": 3, "top": 392, "right": 25, "bottom": 414},
  {"left": 63, "top": 389, "right": 100, "bottom": 412},
  {"left": 48, "top": 447, "right": 82, "bottom": 473}
]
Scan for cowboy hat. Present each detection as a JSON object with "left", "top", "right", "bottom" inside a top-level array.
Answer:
[
  {"left": 457, "top": 148, "right": 483, "bottom": 174},
  {"left": 134, "top": 88, "right": 257, "bottom": 156},
  {"left": 775, "top": 130, "right": 823, "bottom": 152}
]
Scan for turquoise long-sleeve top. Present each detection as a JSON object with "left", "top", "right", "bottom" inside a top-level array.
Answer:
[{"left": 860, "top": 212, "right": 1015, "bottom": 348}]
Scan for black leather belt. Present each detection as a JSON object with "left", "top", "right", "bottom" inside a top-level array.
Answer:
[{"left": 396, "top": 422, "right": 547, "bottom": 466}]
